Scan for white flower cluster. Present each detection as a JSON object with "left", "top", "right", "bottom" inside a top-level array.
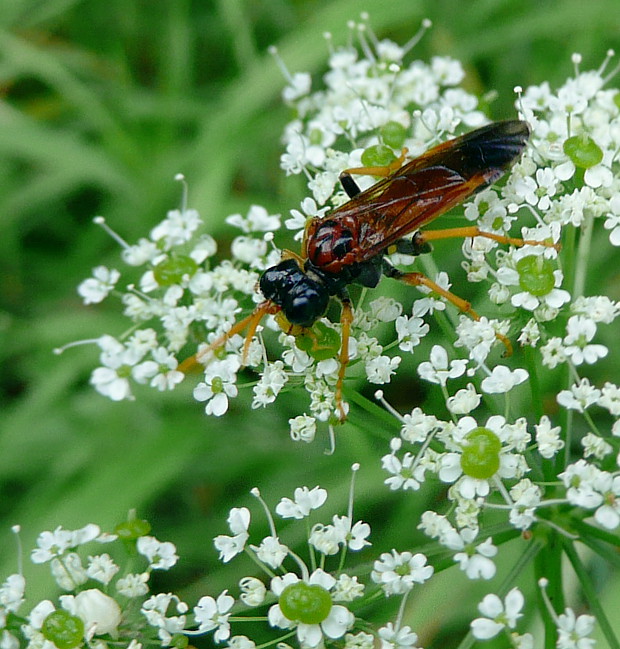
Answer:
[
  {"left": 192, "top": 468, "right": 433, "bottom": 649},
  {"left": 0, "top": 522, "right": 189, "bottom": 649}
]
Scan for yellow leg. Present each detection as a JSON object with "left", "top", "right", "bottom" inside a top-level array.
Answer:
[
  {"left": 179, "top": 301, "right": 278, "bottom": 373},
  {"left": 417, "top": 226, "right": 560, "bottom": 251},
  {"left": 397, "top": 271, "right": 513, "bottom": 356},
  {"left": 335, "top": 300, "right": 354, "bottom": 421},
  {"left": 341, "top": 147, "right": 409, "bottom": 178}
]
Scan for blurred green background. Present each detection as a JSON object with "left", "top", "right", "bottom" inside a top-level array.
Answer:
[{"left": 2, "top": 0, "right": 620, "bottom": 645}]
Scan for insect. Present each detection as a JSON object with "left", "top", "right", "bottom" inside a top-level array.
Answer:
[{"left": 189, "top": 120, "right": 553, "bottom": 420}]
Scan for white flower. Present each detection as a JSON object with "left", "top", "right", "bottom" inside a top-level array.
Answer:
[
  {"left": 86, "top": 554, "right": 119, "bottom": 585},
  {"left": 194, "top": 356, "right": 241, "bottom": 416},
  {"left": 214, "top": 507, "right": 250, "bottom": 562},
  {"left": 556, "top": 608, "right": 596, "bottom": 649},
  {"left": 378, "top": 623, "right": 420, "bottom": 649},
  {"left": 276, "top": 486, "right": 328, "bottom": 519},
  {"left": 371, "top": 550, "right": 434, "bottom": 595},
  {"left": 447, "top": 384, "right": 481, "bottom": 415},
  {"left": 31, "top": 527, "right": 74, "bottom": 563},
  {"left": 252, "top": 360, "right": 288, "bottom": 408},
  {"left": 581, "top": 432, "right": 612, "bottom": 460},
  {"left": 268, "top": 570, "right": 354, "bottom": 647},
  {"left": 593, "top": 475, "right": 620, "bottom": 529},
  {"left": 417, "top": 345, "right": 468, "bottom": 386},
  {"left": 249, "top": 536, "right": 288, "bottom": 569},
  {"left": 534, "top": 416, "right": 564, "bottom": 459},
  {"left": 226, "top": 205, "right": 281, "bottom": 233},
  {"left": 151, "top": 208, "right": 202, "bottom": 247},
  {"left": 395, "top": 315, "right": 429, "bottom": 352},
  {"left": 470, "top": 588, "right": 524, "bottom": 639},
  {"left": 562, "top": 316, "right": 608, "bottom": 365},
  {"left": 77, "top": 266, "right": 120, "bottom": 304},
  {"left": 141, "top": 593, "right": 188, "bottom": 644},
  {"left": 509, "top": 479, "right": 542, "bottom": 530},
  {"left": 116, "top": 572, "right": 149, "bottom": 597},
  {"left": 60, "top": 589, "right": 122, "bottom": 638},
  {"left": 559, "top": 460, "right": 604, "bottom": 509},
  {"left": 480, "top": 366, "right": 528, "bottom": 394},
  {"left": 239, "top": 577, "right": 266, "bottom": 607},
  {"left": 132, "top": 347, "right": 184, "bottom": 391},
  {"left": 598, "top": 382, "right": 620, "bottom": 415},
  {"left": 136, "top": 536, "right": 178, "bottom": 570},
  {"left": 332, "top": 515, "right": 371, "bottom": 551},
  {"left": 289, "top": 414, "right": 317, "bottom": 443},
  {"left": 445, "top": 528, "right": 497, "bottom": 580},
  {"left": 365, "top": 355, "right": 401, "bottom": 384},
  {"left": 412, "top": 272, "right": 451, "bottom": 316},
  {"left": 194, "top": 591, "right": 235, "bottom": 641},
  {"left": 0, "top": 574, "right": 25, "bottom": 613},
  {"left": 557, "top": 378, "right": 601, "bottom": 412}
]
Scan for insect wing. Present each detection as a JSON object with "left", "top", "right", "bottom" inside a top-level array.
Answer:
[{"left": 335, "top": 120, "right": 530, "bottom": 261}]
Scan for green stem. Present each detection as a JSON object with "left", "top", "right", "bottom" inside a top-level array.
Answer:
[
  {"left": 524, "top": 345, "right": 544, "bottom": 422},
  {"left": 572, "top": 519, "right": 620, "bottom": 550},
  {"left": 562, "top": 538, "right": 620, "bottom": 649},
  {"left": 535, "top": 532, "right": 564, "bottom": 649},
  {"left": 572, "top": 209, "right": 595, "bottom": 300}
]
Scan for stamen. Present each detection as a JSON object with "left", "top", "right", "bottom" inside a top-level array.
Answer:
[
  {"left": 250, "top": 487, "right": 278, "bottom": 538},
  {"left": 513, "top": 85, "right": 526, "bottom": 119},
  {"left": 326, "top": 423, "right": 336, "bottom": 455},
  {"left": 268, "top": 45, "right": 294, "bottom": 84},
  {"left": 538, "top": 578, "right": 561, "bottom": 624},
  {"left": 346, "top": 463, "right": 360, "bottom": 520},
  {"left": 175, "top": 173, "right": 188, "bottom": 213},
  {"left": 402, "top": 19, "right": 432, "bottom": 56},
  {"left": 11, "top": 525, "right": 23, "bottom": 576},
  {"left": 598, "top": 48, "right": 615, "bottom": 75},
  {"left": 53, "top": 337, "right": 102, "bottom": 355},
  {"left": 323, "top": 31, "right": 334, "bottom": 57},
  {"left": 571, "top": 52, "right": 582, "bottom": 77},
  {"left": 93, "top": 216, "right": 131, "bottom": 250},
  {"left": 602, "top": 50, "right": 620, "bottom": 85},
  {"left": 355, "top": 23, "right": 375, "bottom": 64},
  {"left": 374, "top": 389, "right": 406, "bottom": 423}
]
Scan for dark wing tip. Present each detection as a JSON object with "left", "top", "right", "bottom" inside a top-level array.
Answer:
[{"left": 448, "top": 119, "right": 530, "bottom": 181}]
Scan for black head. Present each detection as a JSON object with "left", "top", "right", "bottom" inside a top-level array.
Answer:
[{"left": 259, "top": 259, "right": 329, "bottom": 327}]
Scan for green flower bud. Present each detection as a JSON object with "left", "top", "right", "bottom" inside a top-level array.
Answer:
[
  {"left": 563, "top": 135, "right": 603, "bottom": 169},
  {"left": 380, "top": 121, "right": 408, "bottom": 149},
  {"left": 361, "top": 144, "right": 396, "bottom": 168},
  {"left": 153, "top": 255, "right": 198, "bottom": 286},
  {"left": 515, "top": 255, "right": 555, "bottom": 296},
  {"left": 41, "top": 610, "right": 84, "bottom": 649},
  {"left": 279, "top": 582, "right": 333, "bottom": 625},
  {"left": 461, "top": 427, "right": 501, "bottom": 479},
  {"left": 295, "top": 322, "right": 341, "bottom": 361}
]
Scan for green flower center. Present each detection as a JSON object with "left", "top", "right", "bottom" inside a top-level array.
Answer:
[
  {"left": 295, "top": 322, "right": 341, "bottom": 361},
  {"left": 279, "top": 582, "right": 333, "bottom": 625},
  {"left": 115, "top": 517, "right": 151, "bottom": 540},
  {"left": 41, "top": 610, "right": 84, "bottom": 649},
  {"left": 153, "top": 254, "right": 198, "bottom": 286},
  {"left": 515, "top": 255, "right": 555, "bottom": 296},
  {"left": 361, "top": 144, "right": 397, "bottom": 168},
  {"left": 380, "top": 121, "right": 407, "bottom": 149},
  {"left": 563, "top": 134, "right": 603, "bottom": 169},
  {"left": 460, "top": 427, "right": 501, "bottom": 479}
]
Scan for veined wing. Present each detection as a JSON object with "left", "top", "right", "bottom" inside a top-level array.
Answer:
[{"left": 330, "top": 120, "right": 529, "bottom": 261}]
